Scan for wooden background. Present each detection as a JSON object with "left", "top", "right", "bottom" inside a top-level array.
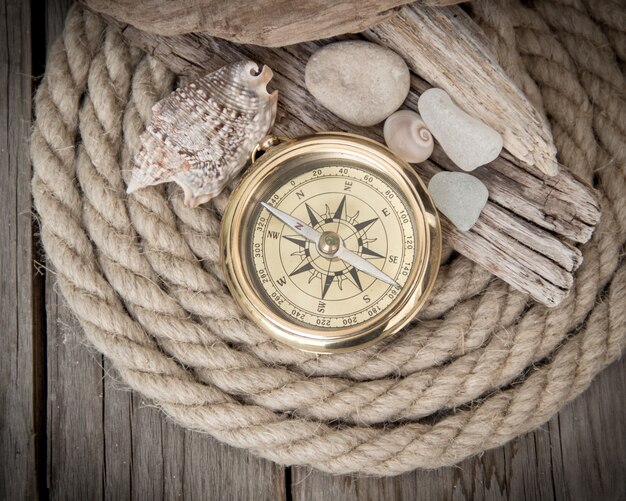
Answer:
[{"left": 1, "top": 0, "right": 624, "bottom": 499}]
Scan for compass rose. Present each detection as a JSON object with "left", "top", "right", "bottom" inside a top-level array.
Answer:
[{"left": 281, "top": 195, "right": 388, "bottom": 299}]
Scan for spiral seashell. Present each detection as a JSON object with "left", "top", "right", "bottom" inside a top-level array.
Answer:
[
  {"left": 383, "top": 110, "right": 434, "bottom": 164},
  {"left": 127, "top": 61, "right": 278, "bottom": 208}
]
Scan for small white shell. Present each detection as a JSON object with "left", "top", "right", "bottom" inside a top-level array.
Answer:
[
  {"left": 127, "top": 60, "right": 278, "bottom": 208},
  {"left": 383, "top": 110, "right": 434, "bottom": 163}
]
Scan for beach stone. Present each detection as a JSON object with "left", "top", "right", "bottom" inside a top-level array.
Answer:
[
  {"left": 428, "top": 172, "right": 488, "bottom": 231},
  {"left": 418, "top": 88, "right": 503, "bottom": 171},
  {"left": 305, "top": 41, "right": 410, "bottom": 126}
]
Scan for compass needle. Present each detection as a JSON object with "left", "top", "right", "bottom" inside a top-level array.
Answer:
[
  {"left": 336, "top": 243, "right": 400, "bottom": 289},
  {"left": 261, "top": 201, "right": 322, "bottom": 243}
]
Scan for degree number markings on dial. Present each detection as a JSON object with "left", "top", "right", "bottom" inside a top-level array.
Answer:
[{"left": 250, "top": 164, "right": 417, "bottom": 329}]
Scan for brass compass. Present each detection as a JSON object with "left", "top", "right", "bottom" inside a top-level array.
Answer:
[{"left": 220, "top": 133, "right": 441, "bottom": 353}]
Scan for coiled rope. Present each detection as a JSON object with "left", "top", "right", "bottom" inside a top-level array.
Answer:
[{"left": 31, "top": 0, "right": 625, "bottom": 475}]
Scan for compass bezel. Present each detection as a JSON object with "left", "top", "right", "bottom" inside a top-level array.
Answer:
[{"left": 220, "top": 132, "right": 441, "bottom": 353}]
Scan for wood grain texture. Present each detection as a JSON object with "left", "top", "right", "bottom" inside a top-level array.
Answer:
[
  {"left": 105, "top": 18, "right": 599, "bottom": 306},
  {"left": 46, "top": 293, "right": 105, "bottom": 500},
  {"left": 0, "top": 0, "right": 39, "bottom": 499},
  {"left": 1, "top": 0, "right": 624, "bottom": 499},
  {"left": 82, "top": 0, "right": 467, "bottom": 47}
]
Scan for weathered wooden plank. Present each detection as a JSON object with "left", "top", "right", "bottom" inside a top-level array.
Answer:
[
  {"left": 104, "top": 381, "right": 287, "bottom": 500},
  {"left": 414, "top": 161, "right": 580, "bottom": 306},
  {"left": 291, "top": 357, "right": 626, "bottom": 500},
  {"left": 102, "top": 372, "right": 134, "bottom": 500},
  {"left": 103, "top": 386, "right": 185, "bottom": 501},
  {"left": 547, "top": 358, "right": 626, "bottom": 501},
  {"left": 84, "top": 0, "right": 412, "bottom": 47},
  {"left": 42, "top": 2, "right": 108, "bottom": 498},
  {"left": 182, "top": 431, "right": 287, "bottom": 501},
  {"left": 83, "top": 0, "right": 466, "bottom": 47},
  {"left": 46, "top": 299, "right": 106, "bottom": 500},
  {"left": 0, "top": 0, "right": 40, "bottom": 499}
]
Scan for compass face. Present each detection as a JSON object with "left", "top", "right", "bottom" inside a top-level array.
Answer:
[
  {"left": 221, "top": 133, "right": 441, "bottom": 353},
  {"left": 249, "top": 163, "right": 416, "bottom": 329}
]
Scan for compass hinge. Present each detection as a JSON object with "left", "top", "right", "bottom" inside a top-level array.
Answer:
[{"left": 251, "top": 135, "right": 286, "bottom": 163}]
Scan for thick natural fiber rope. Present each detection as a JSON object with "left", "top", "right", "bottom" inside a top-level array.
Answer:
[{"left": 31, "top": 1, "right": 625, "bottom": 475}]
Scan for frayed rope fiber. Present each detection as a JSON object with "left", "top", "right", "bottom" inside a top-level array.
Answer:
[{"left": 31, "top": 0, "right": 625, "bottom": 475}]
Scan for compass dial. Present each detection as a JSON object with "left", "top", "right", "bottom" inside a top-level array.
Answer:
[
  {"left": 221, "top": 133, "right": 441, "bottom": 353},
  {"left": 250, "top": 164, "right": 416, "bottom": 329}
]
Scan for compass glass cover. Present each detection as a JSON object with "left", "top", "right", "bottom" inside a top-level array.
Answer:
[
  {"left": 221, "top": 134, "right": 440, "bottom": 353},
  {"left": 246, "top": 157, "right": 418, "bottom": 330}
]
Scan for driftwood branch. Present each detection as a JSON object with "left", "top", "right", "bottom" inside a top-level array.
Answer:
[
  {"left": 101, "top": 13, "right": 600, "bottom": 307},
  {"left": 83, "top": 0, "right": 468, "bottom": 47}
]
